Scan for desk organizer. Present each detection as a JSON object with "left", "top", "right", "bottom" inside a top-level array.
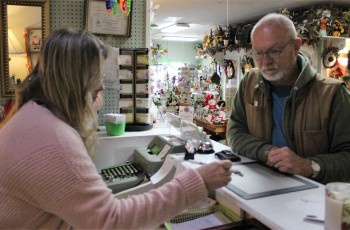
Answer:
[{"left": 119, "top": 48, "right": 153, "bottom": 131}]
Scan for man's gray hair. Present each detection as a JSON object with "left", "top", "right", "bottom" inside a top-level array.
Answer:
[{"left": 251, "top": 13, "right": 297, "bottom": 39}]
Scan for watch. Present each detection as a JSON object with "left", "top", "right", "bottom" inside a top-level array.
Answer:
[{"left": 311, "top": 160, "right": 321, "bottom": 178}]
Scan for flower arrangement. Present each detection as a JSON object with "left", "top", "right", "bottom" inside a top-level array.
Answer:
[{"left": 150, "top": 43, "right": 168, "bottom": 64}]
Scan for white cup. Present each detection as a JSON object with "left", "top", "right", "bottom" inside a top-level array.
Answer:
[{"left": 325, "top": 182, "right": 350, "bottom": 230}]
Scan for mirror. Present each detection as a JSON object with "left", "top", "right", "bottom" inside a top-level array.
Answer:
[{"left": 0, "top": 0, "right": 49, "bottom": 97}]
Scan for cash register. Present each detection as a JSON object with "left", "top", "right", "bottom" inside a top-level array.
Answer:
[
  {"left": 100, "top": 134, "right": 187, "bottom": 193},
  {"left": 100, "top": 114, "right": 211, "bottom": 194}
]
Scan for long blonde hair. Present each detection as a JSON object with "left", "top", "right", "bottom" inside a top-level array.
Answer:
[{"left": 2, "top": 28, "right": 108, "bottom": 156}]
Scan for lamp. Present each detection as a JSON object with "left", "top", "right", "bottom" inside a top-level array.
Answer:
[
  {"left": 162, "top": 36, "right": 198, "bottom": 42},
  {"left": 161, "top": 23, "right": 190, "bottom": 33},
  {"left": 8, "top": 29, "right": 25, "bottom": 56}
]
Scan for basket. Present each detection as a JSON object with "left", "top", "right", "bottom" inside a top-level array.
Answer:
[
  {"left": 164, "top": 204, "right": 241, "bottom": 229},
  {"left": 105, "top": 122, "right": 126, "bottom": 136}
]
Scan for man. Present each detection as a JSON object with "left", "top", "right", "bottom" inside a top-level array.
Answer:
[{"left": 226, "top": 13, "right": 350, "bottom": 184}]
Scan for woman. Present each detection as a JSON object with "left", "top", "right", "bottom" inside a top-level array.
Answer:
[{"left": 0, "top": 28, "right": 232, "bottom": 229}]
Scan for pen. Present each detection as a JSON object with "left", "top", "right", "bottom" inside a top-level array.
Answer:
[{"left": 188, "top": 160, "right": 244, "bottom": 177}]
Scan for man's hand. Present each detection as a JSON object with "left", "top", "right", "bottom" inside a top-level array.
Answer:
[{"left": 266, "top": 147, "right": 313, "bottom": 177}]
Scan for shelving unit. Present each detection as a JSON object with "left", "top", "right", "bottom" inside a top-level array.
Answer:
[{"left": 119, "top": 48, "right": 153, "bottom": 131}]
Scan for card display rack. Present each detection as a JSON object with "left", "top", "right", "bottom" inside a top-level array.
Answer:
[{"left": 119, "top": 48, "right": 153, "bottom": 131}]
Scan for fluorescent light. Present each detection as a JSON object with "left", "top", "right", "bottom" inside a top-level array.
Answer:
[
  {"left": 162, "top": 36, "right": 198, "bottom": 42},
  {"left": 161, "top": 23, "right": 190, "bottom": 33}
]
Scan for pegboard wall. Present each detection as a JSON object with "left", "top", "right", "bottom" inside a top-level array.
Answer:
[{"left": 1, "top": 0, "right": 147, "bottom": 126}]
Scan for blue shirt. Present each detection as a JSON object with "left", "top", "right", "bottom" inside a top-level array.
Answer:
[{"left": 271, "top": 85, "right": 292, "bottom": 147}]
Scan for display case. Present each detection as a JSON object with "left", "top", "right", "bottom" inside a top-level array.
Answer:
[{"left": 119, "top": 48, "right": 153, "bottom": 131}]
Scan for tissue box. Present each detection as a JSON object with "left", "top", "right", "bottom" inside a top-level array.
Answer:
[{"left": 104, "top": 113, "right": 126, "bottom": 136}]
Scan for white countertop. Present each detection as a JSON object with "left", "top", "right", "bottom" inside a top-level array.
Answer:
[
  {"left": 97, "top": 123, "right": 180, "bottom": 139},
  {"left": 94, "top": 125, "right": 325, "bottom": 230}
]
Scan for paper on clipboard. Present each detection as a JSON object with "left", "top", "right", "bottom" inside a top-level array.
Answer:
[{"left": 226, "top": 163, "right": 318, "bottom": 199}]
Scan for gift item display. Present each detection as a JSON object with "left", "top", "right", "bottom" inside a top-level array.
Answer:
[{"left": 150, "top": 62, "right": 228, "bottom": 125}]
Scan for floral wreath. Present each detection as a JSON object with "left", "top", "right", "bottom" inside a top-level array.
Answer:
[
  {"left": 224, "top": 59, "right": 235, "bottom": 79},
  {"left": 321, "top": 46, "right": 339, "bottom": 69}
]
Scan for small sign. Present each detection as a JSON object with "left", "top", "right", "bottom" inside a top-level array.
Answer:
[{"left": 179, "top": 106, "right": 194, "bottom": 123}]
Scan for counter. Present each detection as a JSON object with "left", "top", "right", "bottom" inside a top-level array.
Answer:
[{"left": 93, "top": 125, "right": 325, "bottom": 230}]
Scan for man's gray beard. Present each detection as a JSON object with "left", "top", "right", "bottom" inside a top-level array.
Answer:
[{"left": 261, "top": 69, "right": 287, "bottom": 82}]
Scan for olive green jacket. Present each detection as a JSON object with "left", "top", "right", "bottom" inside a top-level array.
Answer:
[{"left": 227, "top": 53, "right": 350, "bottom": 184}]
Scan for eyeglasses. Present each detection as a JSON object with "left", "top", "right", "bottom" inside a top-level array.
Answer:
[{"left": 252, "top": 40, "right": 294, "bottom": 61}]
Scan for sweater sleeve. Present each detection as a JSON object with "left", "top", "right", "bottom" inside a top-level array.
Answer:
[{"left": 16, "top": 140, "right": 208, "bottom": 229}]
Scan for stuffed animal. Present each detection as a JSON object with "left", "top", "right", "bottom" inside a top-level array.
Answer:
[
  {"left": 205, "top": 114, "right": 215, "bottom": 124},
  {"left": 218, "top": 110, "right": 226, "bottom": 123},
  {"left": 206, "top": 97, "right": 219, "bottom": 112}
]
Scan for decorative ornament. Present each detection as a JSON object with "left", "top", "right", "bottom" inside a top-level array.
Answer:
[
  {"left": 105, "top": 0, "right": 111, "bottom": 14},
  {"left": 318, "top": 18, "right": 328, "bottom": 36},
  {"left": 329, "top": 61, "right": 344, "bottom": 80},
  {"left": 321, "top": 46, "right": 339, "bottom": 69},
  {"left": 150, "top": 43, "right": 168, "bottom": 64},
  {"left": 331, "top": 19, "right": 345, "bottom": 37},
  {"left": 105, "top": 0, "right": 131, "bottom": 15},
  {"left": 223, "top": 59, "right": 235, "bottom": 79},
  {"left": 241, "top": 55, "right": 254, "bottom": 74}
]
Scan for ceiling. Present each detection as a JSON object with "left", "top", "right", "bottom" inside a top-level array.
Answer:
[{"left": 151, "top": 0, "right": 350, "bottom": 42}]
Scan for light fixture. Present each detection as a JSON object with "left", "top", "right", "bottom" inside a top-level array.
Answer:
[
  {"left": 161, "top": 23, "right": 190, "bottom": 33},
  {"left": 162, "top": 36, "right": 198, "bottom": 42}
]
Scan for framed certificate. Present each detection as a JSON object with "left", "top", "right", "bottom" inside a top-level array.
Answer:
[{"left": 86, "top": 0, "right": 132, "bottom": 37}]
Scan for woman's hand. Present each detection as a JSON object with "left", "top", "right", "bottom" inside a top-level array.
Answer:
[{"left": 195, "top": 160, "right": 233, "bottom": 191}]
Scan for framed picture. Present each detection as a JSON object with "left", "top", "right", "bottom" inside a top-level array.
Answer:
[
  {"left": 24, "top": 28, "right": 42, "bottom": 73},
  {"left": 27, "top": 28, "right": 42, "bottom": 53},
  {"left": 86, "top": 0, "right": 132, "bottom": 37}
]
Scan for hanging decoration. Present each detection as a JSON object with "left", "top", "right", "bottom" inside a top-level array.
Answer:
[
  {"left": 321, "top": 46, "right": 339, "bottom": 69},
  {"left": 241, "top": 55, "right": 255, "bottom": 75},
  {"left": 105, "top": 0, "right": 132, "bottom": 16},
  {"left": 223, "top": 59, "right": 236, "bottom": 79},
  {"left": 195, "top": 5, "right": 350, "bottom": 57},
  {"left": 150, "top": 43, "right": 168, "bottom": 64}
]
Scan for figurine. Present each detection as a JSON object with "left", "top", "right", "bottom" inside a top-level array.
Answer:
[{"left": 205, "top": 96, "right": 219, "bottom": 112}]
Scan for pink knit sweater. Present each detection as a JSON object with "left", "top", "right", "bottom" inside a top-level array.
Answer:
[{"left": 0, "top": 101, "right": 208, "bottom": 229}]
